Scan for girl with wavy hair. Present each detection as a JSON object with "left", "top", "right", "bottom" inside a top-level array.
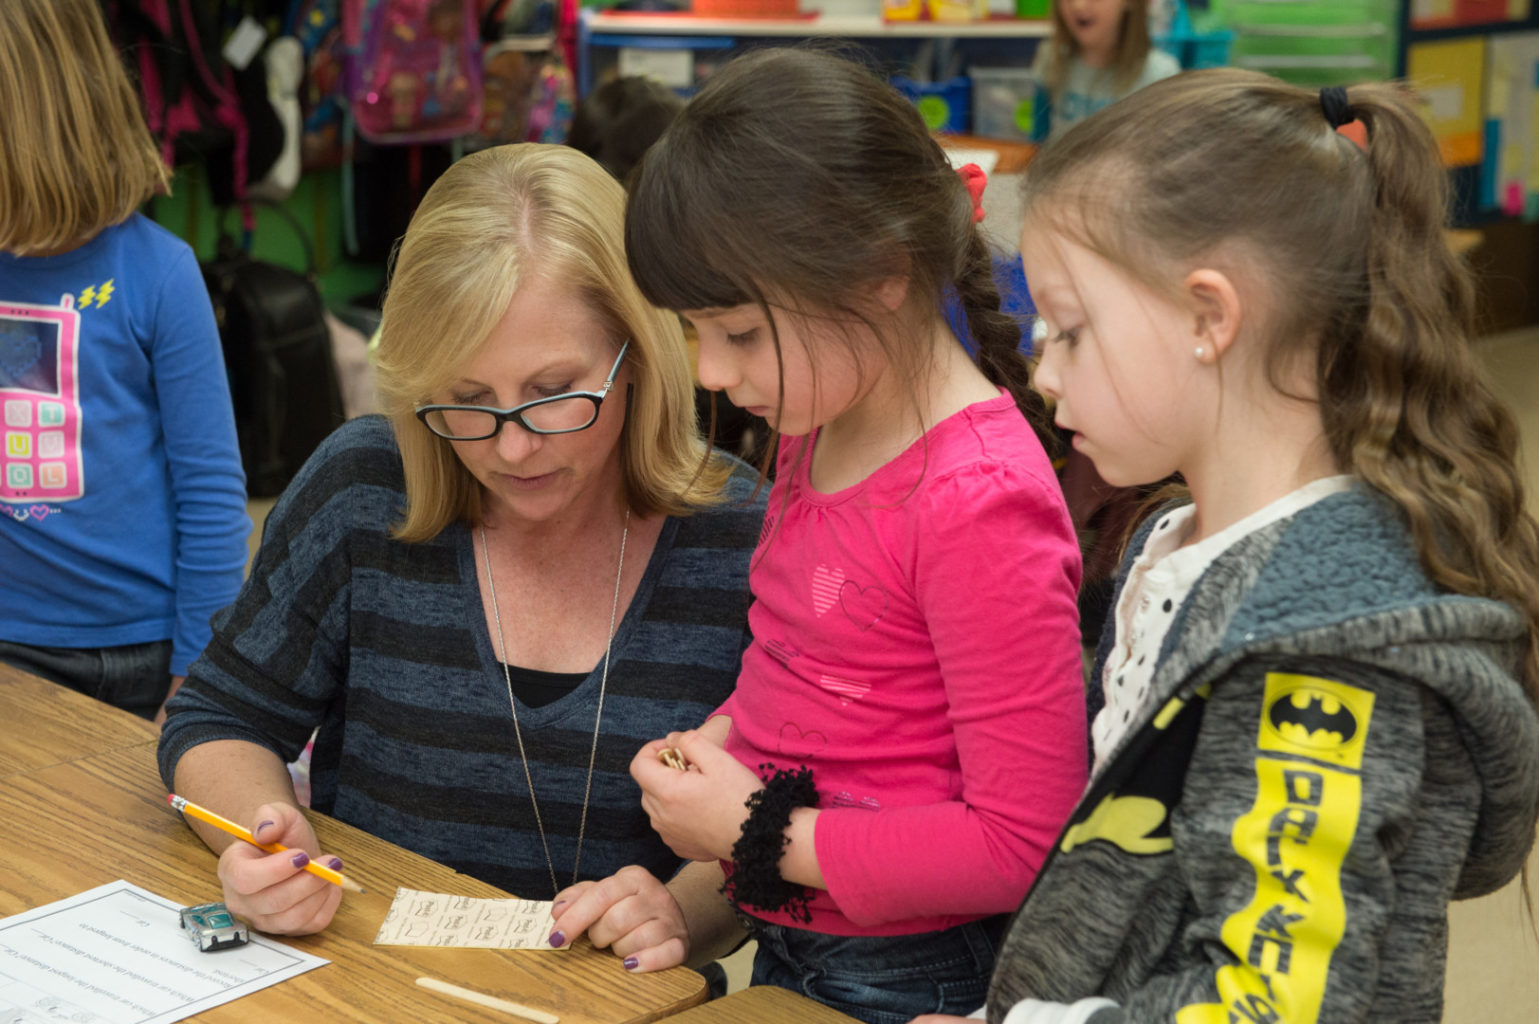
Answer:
[{"left": 923, "top": 68, "right": 1539, "bottom": 1024}]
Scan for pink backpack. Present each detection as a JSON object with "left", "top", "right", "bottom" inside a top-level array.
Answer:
[{"left": 343, "top": 0, "right": 484, "bottom": 144}]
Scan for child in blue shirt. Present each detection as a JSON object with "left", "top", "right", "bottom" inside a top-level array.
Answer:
[
  {"left": 1032, "top": 0, "right": 1180, "bottom": 144},
  {"left": 0, "top": 0, "right": 248, "bottom": 721}
]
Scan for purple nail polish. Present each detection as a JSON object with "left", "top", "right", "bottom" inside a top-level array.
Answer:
[
  {"left": 623, "top": 957, "right": 640, "bottom": 971},
  {"left": 548, "top": 930, "right": 566, "bottom": 948},
  {"left": 552, "top": 900, "right": 568, "bottom": 912},
  {"left": 290, "top": 851, "right": 310, "bottom": 869},
  {"left": 327, "top": 857, "right": 343, "bottom": 870},
  {"left": 256, "top": 820, "right": 275, "bottom": 835}
]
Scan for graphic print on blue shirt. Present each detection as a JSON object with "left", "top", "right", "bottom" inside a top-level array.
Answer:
[
  {"left": 0, "top": 293, "right": 84, "bottom": 502},
  {"left": 1055, "top": 90, "right": 1116, "bottom": 126}
]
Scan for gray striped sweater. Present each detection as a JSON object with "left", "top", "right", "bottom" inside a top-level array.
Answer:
[{"left": 159, "top": 415, "right": 766, "bottom": 899}]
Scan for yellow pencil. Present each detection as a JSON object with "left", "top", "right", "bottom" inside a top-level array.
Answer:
[{"left": 167, "top": 793, "right": 366, "bottom": 893}]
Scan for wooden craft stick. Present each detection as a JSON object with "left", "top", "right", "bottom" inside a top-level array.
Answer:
[
  {"left": 415, "top": 977, "right": 559, "bottom": 1024},
  {"left": 658, "top": 747, "right": 688, "bottom": 770}
]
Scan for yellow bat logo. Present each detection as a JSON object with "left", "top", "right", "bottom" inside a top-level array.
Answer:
[{"left": 1268, "top": 688, "right": 1357, "bottom": 749}]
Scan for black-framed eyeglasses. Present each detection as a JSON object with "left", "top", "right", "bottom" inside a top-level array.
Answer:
[{"left": 415, "top": 341, "right": 629, "bottom": 440}]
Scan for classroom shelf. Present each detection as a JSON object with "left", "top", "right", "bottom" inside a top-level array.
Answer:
[
  {"left": 584, "top": 12, "right": 1053, "bottom": 38},
  {"left": 494, "top": 33, "right": 557, "bottom": 51},
  {"left": 578, "top": 10, "right": 1052, "bottom": 94}
]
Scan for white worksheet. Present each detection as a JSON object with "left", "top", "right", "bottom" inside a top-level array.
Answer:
[{"left": 0, "top": 880, "right": 327, "bottom": 1024}]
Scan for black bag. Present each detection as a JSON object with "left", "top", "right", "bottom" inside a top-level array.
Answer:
[{"left": 202, "top": 205, "right": 345, "bottom": 498}]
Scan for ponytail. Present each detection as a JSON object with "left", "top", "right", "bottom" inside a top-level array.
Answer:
[
  {"left": 1337, "top": 95, "right": 1539, "bottom": 920},
  {"left": 1320, "top": 83, "right": 1539, "bottom": 704}
]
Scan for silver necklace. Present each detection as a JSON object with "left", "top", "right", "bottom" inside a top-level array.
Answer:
[{"left": 479, "top": 507, "right": 630, "bottom": 898}]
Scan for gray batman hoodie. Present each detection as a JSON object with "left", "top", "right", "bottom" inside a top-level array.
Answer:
[{"left": 987, "top": 486, "right": 1539, "bottom": 1024}]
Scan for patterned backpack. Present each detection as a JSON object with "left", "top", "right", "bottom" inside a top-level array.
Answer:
[{"left": 342, "top": 0, "right": 484, "bottom": 144}]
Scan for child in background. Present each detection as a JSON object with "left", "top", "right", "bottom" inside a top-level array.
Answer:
[
  {"left": 566, "top": 75, "right": 685, "bottom": 184},
  {"left": 923, "top": 69, "right": 1539, "bottom": 1024},
  {"left": 550, "top": 49, "right": 1087, "bottom": 1024},
  {"left": 1032, "top": 0, "right": 1179, "bottom": 144},
  {"left": 0, "top": 0, "right": 248, "bottom": 722}
]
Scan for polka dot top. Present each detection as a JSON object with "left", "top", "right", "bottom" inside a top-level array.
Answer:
[{"left": 1091, "top": 476, "right": 1356, "bottom": 773}]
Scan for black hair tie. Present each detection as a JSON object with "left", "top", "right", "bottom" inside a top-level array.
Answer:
[{"left": 1319, "top": 86, "right": 1354, "bottom": 129}]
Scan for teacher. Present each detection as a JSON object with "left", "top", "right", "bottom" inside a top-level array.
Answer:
[{"left": 158, "top": 144, "right": 766, "bottom": 936}]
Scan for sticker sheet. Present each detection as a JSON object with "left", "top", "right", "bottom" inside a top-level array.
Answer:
[{"left": 373, "top": 889, "right": 562, "bottom": 950}]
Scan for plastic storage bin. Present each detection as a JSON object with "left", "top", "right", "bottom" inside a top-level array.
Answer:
[
  {"left": 970, "top": 66, "right": 1036, "bottom": 142},
  {"left": 1153, "top": 0, "right": 1234, "bottom": 70},
  {"left": 883, "top": 0, "right": 986, "bottom": 22},
  {"left": 1225, "top": 0, "right": 1398, "bottom": 87},
  {"left": 892, "top": 76, "right": 971, "bottom": 134}
]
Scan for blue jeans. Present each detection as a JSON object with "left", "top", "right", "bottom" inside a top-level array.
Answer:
[
  {"left": 0, "top": 639, "right": 173, "bottom": 720},
  {"left": 746, "top": 913, "right": 1007, "bottom": 1024}
]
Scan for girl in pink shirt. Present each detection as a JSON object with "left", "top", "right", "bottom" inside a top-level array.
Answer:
[{"left": 548, "top": 49, "right": 1087, "bottom": 1023}]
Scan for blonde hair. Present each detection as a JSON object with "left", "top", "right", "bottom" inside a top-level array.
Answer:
[
  {"left": 0, "top": 0, "right": 170, "bottom": 254},
  {"left": 1043, "top": 0, "right": 1155, "bottom": 95},
  {"left": 374, "top": 143, "right": 730, "bottom": 542},
  {"left": 1022, "top": 68, "right": 1539, "bottom": 710}
]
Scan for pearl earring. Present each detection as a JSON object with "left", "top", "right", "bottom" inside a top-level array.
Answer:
[{"left": 1195, "top": 346, "right": 1206, "bottom": 360}]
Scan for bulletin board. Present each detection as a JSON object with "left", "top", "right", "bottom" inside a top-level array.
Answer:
[
  {"left": 1482, "top": 32, "right": 1539, "bottom": 218},
  {"left": 1407, "top": 37, "right": 1488, "bottom": 166}
]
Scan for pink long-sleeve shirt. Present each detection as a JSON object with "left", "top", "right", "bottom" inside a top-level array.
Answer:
[{"left": 718, "top": 392, "right": 1087, "bottom": 936}]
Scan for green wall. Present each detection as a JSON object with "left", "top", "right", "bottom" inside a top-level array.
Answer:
[{"left": 146, "top": 163, "right": 385, "bottom": 310}]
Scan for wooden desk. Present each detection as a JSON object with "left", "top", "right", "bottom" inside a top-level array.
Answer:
[
  {"left": 659, "top": 986, "right": 862, "bottom": 1024},
  {"left": 0, "top": 697, "right": 706, "bottom": 1023},
  {"left": 938, "top": 134, "right": 1038, "bottom": 175},
  {"left": 0, "top": 661, "right": 158, "bottom": 777}
]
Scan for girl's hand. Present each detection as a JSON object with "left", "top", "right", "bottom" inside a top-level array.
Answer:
[
  {"left": 153, "top": 674, "right": 186, "bottom": 727},
  {"left": 546, "top": 866, "right": 689, "bottom": 971},
  {"left": 632, "top": 730, "right": 762, "bottom": 862},
  {"left": 907, "top": 1016, "right": 976, "bottom": 1024},
  {"left": 216, "top": 802, "right": 344, "bottom": 935}
]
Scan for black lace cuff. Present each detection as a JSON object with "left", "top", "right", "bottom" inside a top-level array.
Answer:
[{"left": 724, "top": 764, "right": 818, "bottom": 924}]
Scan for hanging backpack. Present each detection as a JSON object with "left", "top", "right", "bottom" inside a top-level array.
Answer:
[
  {"left": 201, "top": 205, "right": 345, "bottom": 498},
  {"left": 288, "top": 0, "right": 351, "bottom": 169},
  {"left": 106, "top": 0, "right": 279, "bottom": 206},
  {"left": 342, "top": 0, "right": 484, "bottom": 144}
]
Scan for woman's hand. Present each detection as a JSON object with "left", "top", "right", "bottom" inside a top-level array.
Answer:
[
  {"left": 547, "top": 866, "right": 689, "bottom": 971},
  {"left": 631, "top": 729, "right": 763, "bottom": 862},
  {"left": 216, "top": 802, "right": 344, "bottom": 935}
]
